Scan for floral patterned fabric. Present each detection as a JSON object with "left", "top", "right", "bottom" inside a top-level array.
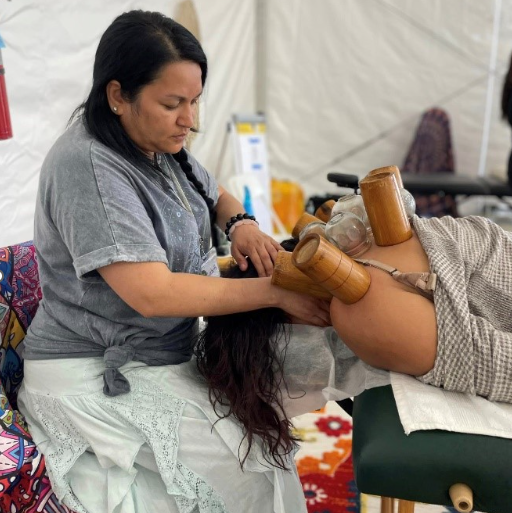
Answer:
[
  {"left": 0, "top": 241, "right": 74, "bottom": 513},
  {"left": 294, "top": 405, "right": 360, "bottom": 513}
]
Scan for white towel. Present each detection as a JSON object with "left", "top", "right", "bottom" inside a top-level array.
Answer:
[{"left": 391, "top": 371, "right": 512, "bottom": 439}]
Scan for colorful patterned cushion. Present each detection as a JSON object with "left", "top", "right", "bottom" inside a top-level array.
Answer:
[{"left": 0, "top": 242, "right": 74, "bottom": 512}]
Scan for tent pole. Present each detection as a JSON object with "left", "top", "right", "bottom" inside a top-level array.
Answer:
[
  {"left": 255, "top": 0, "right": 267, "bottom": 114},
  {"left": 478, "top": 0, "right": 502, "bottom": 177}
]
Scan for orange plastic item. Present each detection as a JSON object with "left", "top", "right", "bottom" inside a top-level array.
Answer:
[{"left": 271, "top": 178, "right": 305, "bottom": 234}]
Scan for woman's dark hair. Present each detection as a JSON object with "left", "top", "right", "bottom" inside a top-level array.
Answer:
[
  {"left": 195, "top": 240, "right": 299, "bottom": 470},
  {"left": 71, "top": 10, "right": 217, "bottom": 233},
  {"left": 502, "top": 53, "right": 512, "bottom": 121}
]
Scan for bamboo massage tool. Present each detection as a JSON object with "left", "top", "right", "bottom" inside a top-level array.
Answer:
[
  {"left": 314, "top": 199, "right": 336, "bottom": 222},
  {"left": 367, "top": 164, "right": 404, "bottom": 187},
  {"left": 314, "top": 165, "right": 414, "bottom": 246},
  {"left": 359, "top": 168, "right": 412, "bottom": 246},
  {"left": 365, "top": 165, "right": 416, "bottom": 220},
  {"left": 291, "top": 212, "right": 325, "bottom": 239},
  {"left": 271, "top": 165, "right": 415, "bottom": 304},
  {"left": 291, "top": 233, "right": 371, "bottom": 304},
  {"left": 271, "top": 251, "right": 332, "bottom": 300}
]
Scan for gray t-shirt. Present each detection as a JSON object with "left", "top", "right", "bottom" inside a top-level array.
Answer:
[{"left": 24, "top": 120, "right": 219, "bottom": 395}]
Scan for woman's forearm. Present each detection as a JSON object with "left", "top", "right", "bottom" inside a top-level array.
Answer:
[
  {"left": 215, "top": 185, "right": 249, "bottom": 230},
  {"left": 145, "top": 270, "right": 280, "bottom": 317},
  {"left": 99, "top": 260, "right": 276, "bottom": 317},
  {"left": 97, "top": 260, "right": 330, "bottom": 325}
]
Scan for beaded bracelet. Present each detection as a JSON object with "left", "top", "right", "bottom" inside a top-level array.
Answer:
[
  {"left": 225, "top": 213, "right": 258, "bottom": 241},
  {"left": 228, "top": 219, "right": 259, "bottom": 240}
]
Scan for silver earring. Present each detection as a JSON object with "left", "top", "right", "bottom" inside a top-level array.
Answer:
[{"left": 112, "top": 106, "right": 118, "bottom": 113}]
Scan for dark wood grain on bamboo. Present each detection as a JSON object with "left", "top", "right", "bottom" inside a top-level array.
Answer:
[
  {"left": 359, "top": 171, "right": 412, "bottom": 246},
  {"left": 292, "top": 233, "right": 371, "bottom": 304},
  {"left": 315, "top": 199, "right": 336, "bottom": 222},
  {"left": 217, "top": 256, "right": 237, "bottom": 276}
]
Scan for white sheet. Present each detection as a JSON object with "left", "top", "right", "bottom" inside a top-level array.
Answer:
[
  {"left": 282, "top": 325, "right": 391, "bottom": 418},
  {"left": 391, "top": 371, "right": 512, "bottom": 439}
]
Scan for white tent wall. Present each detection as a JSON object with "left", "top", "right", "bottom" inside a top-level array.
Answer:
[
  {"left": 264, "top": 0, "right": 512, "bottom": 199},
  {"left": 0, "top": 0, "right": 256, "bottom": 247},
  {"left": 2, "top": 0, "right": 512, "bottom": 248}
]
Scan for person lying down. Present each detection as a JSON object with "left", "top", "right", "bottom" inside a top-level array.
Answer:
[
  {"left": 327, "top": 214, "right": 512, "bottom": 404},
  {"left": 196, "top": 213, "right": 512, "bottom": 469}
]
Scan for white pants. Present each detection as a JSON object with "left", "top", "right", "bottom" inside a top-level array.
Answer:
[{"left": 18, "top": 357, "right": 307, "bottom": 513}]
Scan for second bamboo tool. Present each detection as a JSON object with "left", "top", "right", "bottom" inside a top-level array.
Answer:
[{"left": 359, "top": 171, "right": 412, "bottom": 246}]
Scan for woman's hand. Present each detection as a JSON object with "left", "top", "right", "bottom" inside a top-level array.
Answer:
[
  {"left": 273, "top": 285, "right": 332, "bottom": 327},
  {"left": 230, "top": 224, "right": 283, "bottom": 277}
]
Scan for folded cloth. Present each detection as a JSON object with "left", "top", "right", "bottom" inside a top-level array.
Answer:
[{"left": 391, "top": 371, "right": 512, "bottom": 439}]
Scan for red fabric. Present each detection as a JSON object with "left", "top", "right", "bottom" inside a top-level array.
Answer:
[{"left": 0, "top": 56, "right": 13, "bottom": 140}]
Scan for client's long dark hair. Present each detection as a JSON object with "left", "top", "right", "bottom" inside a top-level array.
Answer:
[{"left": 195, "top": 242, "right": 299, "bottom": 470}]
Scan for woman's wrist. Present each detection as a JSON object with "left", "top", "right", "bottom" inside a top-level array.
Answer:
[
  {"left": 228, "top": 219, "right": 259, "bottom": 239},
  {"left": 224, "top": 213, "right": 258, "bottom": 241},
  {"left": 266, "top": 280, "right": 284, "bottom": 308},
  {"left": 243, "top": 276, "right": 279, "bottom": 309}
]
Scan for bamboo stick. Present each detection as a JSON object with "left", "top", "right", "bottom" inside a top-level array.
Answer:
[
  {"left": 315, "top": 199, "right": 336, "bottom": 222},
  {"left": 367, "top": 165, "right": 404, "bottom": 188},
  {"left": 292, "top": 233, "right": 371, "bottom": 304},
  {"left": 271, "top": 251, "right": 332, "bottom": 300},
  {"left": 291, "top": 212, "right": 324, "bottom": 239},
  {"left": 359, "top": 171, "right": 412, "bottom": 246}
]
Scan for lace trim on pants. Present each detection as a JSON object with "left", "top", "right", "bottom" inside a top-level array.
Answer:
[{"left": 20, "top": 373, "right": 228, "bottom": 513}]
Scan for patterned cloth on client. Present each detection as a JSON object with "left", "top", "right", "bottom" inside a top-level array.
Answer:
[{"left": 0, "top": 241, "right": 74, "bottom": 513}]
